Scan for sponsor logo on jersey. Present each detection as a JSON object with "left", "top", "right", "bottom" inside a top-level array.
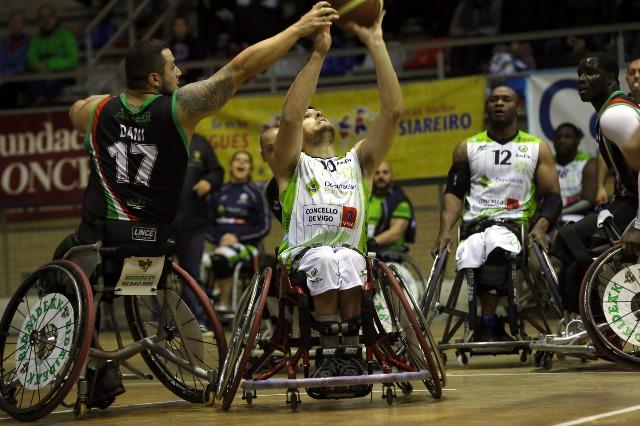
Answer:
[
  {"left": 131, "top": 226, "right": 157, "bottom": 242},
  {"left": 303, "top": 204, "right": 340, "bottom": 226},
  {"left": 306, "top": 177, "right": 320, "bottom": 196},
  {"left": 341, "top": 206, "right": 358, "bottom": 229},
  {"left": 506, "top": 198, "right": 520, "bottom": 209},
  {"left": 479, "top": 175, "right": 492, "bottom": 188},
  {"left": 519, "top": 145, "right": 528, "bottom": 152},
  {"left": 324, "top": 181, "right": 356, "bottom": 191}
]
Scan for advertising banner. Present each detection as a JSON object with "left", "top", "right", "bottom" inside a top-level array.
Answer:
[
  {"left": 195, "top": 75, "right": 487, "bottom": 181},
  {"left": 526, "top": 68, "right": 630, "bottom": 156},
  {"left": 0, "top": 108, "right": 88, "bottom": 208}
]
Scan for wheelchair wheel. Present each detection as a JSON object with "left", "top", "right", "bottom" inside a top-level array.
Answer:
[
  {"left": 531, "top": 242, "right": 563, "bottom": 316},
  {"left": 124, "top": 262, "right": 226, "bottom": 404},
  {"left": 0, "top": 260, "right": 94, "bottom": 422},
  {"left": 580, "top": 245, "right": 640, "bottom": 369},
  {"left": 217, "top": 268, "right": 272, "bottom": 411},
  {"left": 421, "top": 251, "right": 448, "bottom": 324},
  {"left": 376, "top": 262, "right": 444, "bottom": 399}
]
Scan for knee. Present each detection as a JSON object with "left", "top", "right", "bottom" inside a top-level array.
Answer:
[{"left": 476, "top": 249, "right": 511, "bottom": 291}]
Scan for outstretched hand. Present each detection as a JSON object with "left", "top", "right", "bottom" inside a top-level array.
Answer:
[
  {"left": 343, "top": 9, "right": 385, "bottom": 46},
  {"left": 313, "top": 26, "right": 332, "bottom": 56},
  {"left": 294, "top": 1, "right": 339, "bottom": 38}
]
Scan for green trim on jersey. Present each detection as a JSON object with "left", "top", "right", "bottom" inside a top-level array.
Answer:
[
  {"left": 358, "top": 174, "right": 371, "bottom": 252},
  {"left": 573, "top": 151, "right": 592, "bottom": 162},
  {"left": 171, "top": 92, "right": 190, "bottom": 152},
  {"left": 84, "top": 99, "right": 120, "bottom": 219},
  {"left": 278, "top": 168, "right": 299, "bottom": 265},
  {"left": 466, "top": 130, "right": 541, "bottom": 144},
  {"left": 119, "top": 93, "right": 161, "bottom": 114}
]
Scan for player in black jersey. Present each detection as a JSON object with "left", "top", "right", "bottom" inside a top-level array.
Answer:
[
  {"left": 53, "top": 2, "right": 338, "bottom": 255},
  {"left": 551, "top": 52, "right": 640, "bottom": 313}
]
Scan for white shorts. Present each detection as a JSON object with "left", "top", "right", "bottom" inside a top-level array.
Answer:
[
  {"left": 455, "top": 225, "right": 522, "bottom": 270},
  {"left": 296, "top": 246, "right": 366, "bottom": 296}
]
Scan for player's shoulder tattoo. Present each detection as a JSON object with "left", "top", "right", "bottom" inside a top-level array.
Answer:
[{"left": 175, "top": 68, "right": 233, "bottom": 119}]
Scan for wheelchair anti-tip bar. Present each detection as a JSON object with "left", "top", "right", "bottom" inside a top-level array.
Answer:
[{"left": 240, "top": 370, "right": 431, "bottom": 390}]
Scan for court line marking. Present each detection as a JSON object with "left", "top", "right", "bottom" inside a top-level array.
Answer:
[
  {"left": 554, "top": 404, "right": 640, "bottom": 426},
  {"left": 447, "top": 371, "right": 636, "bottom": 377}
]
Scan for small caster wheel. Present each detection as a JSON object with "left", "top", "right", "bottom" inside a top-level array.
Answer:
[
  {"left": 74, "top": 401, "right": 87, "bottom": 420},
  {"left": 203, "top": 385, "right": 216, "bottom": 407},
  {"left": 384, "top": 386, "right": 396, "bottom": 405},
  {"left": 542, "top": 353, "right": 553, "bottom": 370},
  {"left": 242, "top": 389, "right": 256, "bottom": 406},
  {"left": 399, "top": 382, "right": 413, "bottom": 396},
  {"left": 289, "top": 392, "right": 299, "bottom": 411},
  {"left": 533, "top": 351, "right": 544, "bottom": 368},
  {"left": 455, "top": 350, "right": 468, "bottom": 367},
  {"left": 519, "top": 350, "right": 530, "bottom": 365}
]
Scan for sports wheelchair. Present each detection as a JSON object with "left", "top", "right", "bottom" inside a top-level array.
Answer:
[
  {"left": 530, "top": 210, "right": 640, "bottom": 370},
  {"left": 0, "top": 222, "right": 226, "bottom": 422},
  {"left": 370, "top": 245, "right": 428, "bottom": 303},
  {"left": 215, "top": 254, "right": 446, "bottom": 411},
  {"left": 423, "top": 220, "right": 562, "bottom": 366}
]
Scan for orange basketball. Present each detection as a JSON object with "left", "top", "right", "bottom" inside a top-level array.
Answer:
[{"left": 329, "top": 0, "right": 382, "bottom": 28}]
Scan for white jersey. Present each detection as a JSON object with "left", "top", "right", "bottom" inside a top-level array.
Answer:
[
  {"left": 463, "top": 130, "right": 540, "bottom": 224},
  {"left": 278, "top": 149, "right": 368, "bottom": 265},
  {"left": 556, "top": 151, "right": 591, "bottom": 207}
]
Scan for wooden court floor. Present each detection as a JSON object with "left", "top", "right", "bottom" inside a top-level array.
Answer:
[{"left": 2, "top": 324, "right": 640, "bottom": 425}]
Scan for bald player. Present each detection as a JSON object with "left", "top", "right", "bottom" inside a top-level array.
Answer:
[{"left": 433, "top": 85, "right": 561, "bottom": 342}]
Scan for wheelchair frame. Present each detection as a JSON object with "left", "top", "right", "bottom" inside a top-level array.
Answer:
[
  {"left": 215, "top": 256, "right": 445, "bottom": 411},
  {"left": 423, "top": 222, "right": 560, "bottom": 366},
  {"left": 0, "top": 241, "right": 226, "bottom": 422}
]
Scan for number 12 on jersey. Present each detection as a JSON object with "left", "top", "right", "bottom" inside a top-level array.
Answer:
[{"left": 493, "top": 149, "right": 512, "bottom": 165}]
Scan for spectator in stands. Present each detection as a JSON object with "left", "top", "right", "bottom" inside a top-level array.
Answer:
[
  {"left": 0, "top": 11, "right": 30, "bottom": 109},
  {"left": 27, "top": 3, "right": 79, "bottom": 103},
  {"left": 366, "top": 161, "right": 416, "bottom": 255},
  {"left": 172, "top": 133, "right": 224, "bottom": 329},
  {"left": 196, "top": 0, "right": 234, "bottom": 55},
  {"left": 207, "top": 150, "right": 270, "bottom": 314},
  {"left": 169, "top": 15, "right": 205, "bottom": 84},
  {"left": 228, "top": 0, "right": 283, "bottom": 57},
  {"left": 552, "top": 123, "right": 597, "bottom": 219},
  {"left": 448, "top": 0, "right": 503, "bottom": 76},
  {"left": 626, "top": 57, "right": 640, "bottom": 101}
]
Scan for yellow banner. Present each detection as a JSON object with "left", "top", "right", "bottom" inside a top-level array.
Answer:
[{"left": 195, "top": 75, "right": 487, "bottom": 181}]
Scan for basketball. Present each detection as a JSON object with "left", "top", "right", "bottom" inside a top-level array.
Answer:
[{"left": 329, "top": 0, "right": 382, "bottom": 28}]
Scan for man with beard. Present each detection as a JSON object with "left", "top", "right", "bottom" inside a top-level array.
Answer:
[
  {"left": 433, "top": 85, "right": 561, "bottom": 342},
  {"left": 366, "top": 160, "right": 416, "bottom": 253},
  {"left": 551, "top": 52, "right": 640, "bottom": 314},
  {"left": 272, "top": 13, "right": 403, "bottom": 389}
]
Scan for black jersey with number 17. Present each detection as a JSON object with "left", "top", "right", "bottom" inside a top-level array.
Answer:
[{"left": 82, "top": 93, "right": 189, "bottom": 225}]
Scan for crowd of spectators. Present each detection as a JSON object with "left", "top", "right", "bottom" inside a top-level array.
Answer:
[{"left": 3, "top": 0, "right": 640, "bottom": 109}]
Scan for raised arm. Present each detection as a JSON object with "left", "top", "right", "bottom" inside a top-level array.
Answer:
[
  {"left": 175, "top": 2, "right": 338, "bottom": 138},
  {"left": 69, "top": 94, "right": 111, "bottom": 133},
  {"left": 350, "top": 12, "right": 404, "bottom": 180},
  {"left": 272, "top": 27, "right": 331, "bottom": 184},
  {"left": 432, "top": 141, "right": 468, "bottom": 257}
]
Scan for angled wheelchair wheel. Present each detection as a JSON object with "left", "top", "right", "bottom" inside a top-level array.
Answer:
[
  {"left": 0, "top": 260, "right": 94, "bottom": 422},
  {"left": 376, "top": 262, "right": 444, "bottom": 399},
  {"left": 421, "top": 251, "right": 448, "bottom": 323},
  {"left": 531, "top": 242, "right": 563, "bottom": 316},
  {"left": 217, "top": 268, "right": 272, "bottom": 411},
  {"left": 580, "top": 245, "right": 640, "bottom": 369},
  {"left": 124, "top": 262, "right": 227, "bottom": 404}
]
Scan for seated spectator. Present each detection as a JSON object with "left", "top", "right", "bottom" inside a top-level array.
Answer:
[
  {"left": 27, "top": 3, "right": 79, "bottom": 103},
  {"left": 228, "top": 0, "right": 283, "bottom": 57},
  {"left": 626, "top": 57, "right": 640, "bottom": 102},
  {"left": 366, "top": 161, "right": 416, "bottom": 254},
  {"left": 552, "top": 123, "right": 597, "bottom": 221},
  {"left": 169, "top": 15, "right": 205, "bottom": 84},
  {"left": 448, "top": 0, "right": 503, "bottom": 76},
  {"left": 0, "top": 11, "right": 30, "bottom": 108},
  {"left": 207, "top": 151, "right": 271, "bottom": 314}
]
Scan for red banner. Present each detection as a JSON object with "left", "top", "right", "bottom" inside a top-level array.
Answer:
[{"left": 0, "top": 108, "right": 88, "bottom": 208}]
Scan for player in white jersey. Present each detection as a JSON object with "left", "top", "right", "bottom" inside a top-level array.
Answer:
[
  {"left": 552, "top": 122, "right": 596, "bottom": 221},
  {"left": 272, "top": 12, "right": 402, "bottom": 382},
  {"left": 433, "top": 86, "right": 561, "bottom": 342}
]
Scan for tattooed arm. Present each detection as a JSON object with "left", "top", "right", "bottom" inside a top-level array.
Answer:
[{"left": 175, "top": 2, "right": 338, "bottom": 139}]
